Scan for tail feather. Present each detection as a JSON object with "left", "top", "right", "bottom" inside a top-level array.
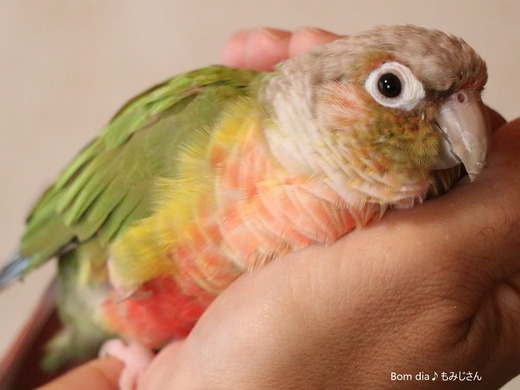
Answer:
[{"left": 0, "top": 252, "right": 31, "bottom": 290}]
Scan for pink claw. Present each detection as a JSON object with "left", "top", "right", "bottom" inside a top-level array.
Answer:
[{"left": 99, "top": 339, "right": 155, "bottom": 390}]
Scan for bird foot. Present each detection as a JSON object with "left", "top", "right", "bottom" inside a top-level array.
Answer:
[{"left": 99, "top": 338, "right": 155, "bottom": 390}]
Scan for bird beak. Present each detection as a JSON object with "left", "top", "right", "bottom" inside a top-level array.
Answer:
[{"left": 433, "top": 90, "right": 491, "bottom": 181}]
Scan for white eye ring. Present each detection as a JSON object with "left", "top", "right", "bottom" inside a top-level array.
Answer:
[{"left": 364, "top": 61, "right": 425, "bottom": 111}]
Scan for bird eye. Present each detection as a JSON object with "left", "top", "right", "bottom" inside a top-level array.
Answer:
[
  {"left": 365, "top": 62, "right": 425, "bottom": 111},
  {"left": 378, "top": 73, "right": 402, "bottom": 98}
]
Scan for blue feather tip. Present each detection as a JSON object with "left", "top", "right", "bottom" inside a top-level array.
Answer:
[{"left": 0, "top": 252, "right": 30, "bottom": 290}]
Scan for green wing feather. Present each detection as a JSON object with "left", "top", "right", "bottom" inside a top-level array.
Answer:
[{"left": 12, "top": 65, "right": 259, "bottom": 277}]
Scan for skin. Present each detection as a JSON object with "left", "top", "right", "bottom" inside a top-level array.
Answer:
[{"left": 38, "top": 27, "right": 520, "bottom": 390}]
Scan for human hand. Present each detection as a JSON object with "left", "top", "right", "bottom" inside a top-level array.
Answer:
[
  {"left": 138, "top": 29, "right": 520, "bottom": 389},
  {"left": 140, "top": 128, "right": 520, "bottom": 390}
]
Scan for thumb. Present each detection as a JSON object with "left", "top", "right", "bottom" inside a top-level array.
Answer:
[
  {"left": 221, "top": 28, "right": 291, "bottom": 71},
  {"left": 138, "top": 341, "right": 184, "bottom": 389}
]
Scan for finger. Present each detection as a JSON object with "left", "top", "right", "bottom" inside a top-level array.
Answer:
[
  {"left": 486, "top": 105, "right": 506, "bottom": 131},
  {"left": 36, "top": 357, "right": 122, "bottom": 390},
  {"left": 221, "top": 30, "right": 249, "bottom": 68},
  {"left": 221, "top": 28, "right": 292, "bottom": 71},
  {"left": 371, "top": 118, "right": 520, "bottom": 295},
  {"left": 288, "top": 27, "right": 344, "bottom": 57}
]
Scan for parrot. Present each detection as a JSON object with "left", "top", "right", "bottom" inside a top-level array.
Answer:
[{"left": 0, "top": 24, "right": 490, "bottom": 387}]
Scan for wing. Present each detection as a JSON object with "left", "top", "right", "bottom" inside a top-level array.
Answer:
[{"left": 2, "top": 65, "right": 259, "bottom": 283}]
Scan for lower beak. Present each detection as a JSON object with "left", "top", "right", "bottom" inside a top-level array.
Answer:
[{"left": 434, "top": 90, "right": 491, "bottom": 182}]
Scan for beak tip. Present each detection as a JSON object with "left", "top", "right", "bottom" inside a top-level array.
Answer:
[{"left": 467, "top": 161, "right": 486, "bottom": 182}]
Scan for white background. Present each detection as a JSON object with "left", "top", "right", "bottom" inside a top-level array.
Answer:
[{"left": 0, "top": 1, "right": 519, "bottom": 388}]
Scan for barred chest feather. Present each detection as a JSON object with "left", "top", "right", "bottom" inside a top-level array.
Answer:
[{"left": 101, "top": 102, "right": 380, "bottom": 346}]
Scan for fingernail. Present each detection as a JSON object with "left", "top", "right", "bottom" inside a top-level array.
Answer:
[
  {"left": 294, "top": 27, "right": 330, "bottom": 37},
  {"left": 289, "top": 27, "right": 343, "bottom": 57},
  {"left": 248, "top": 28, "right": 292, "bottom": 42}
]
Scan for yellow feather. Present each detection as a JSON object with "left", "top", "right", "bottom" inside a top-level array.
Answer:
[{"left": 106, "top": 99, "right": 258, "bottom": 295}]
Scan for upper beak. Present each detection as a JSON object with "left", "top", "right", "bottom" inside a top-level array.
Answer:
[{"left": 433, "top": 90, "right": 491, "bottom": 182}]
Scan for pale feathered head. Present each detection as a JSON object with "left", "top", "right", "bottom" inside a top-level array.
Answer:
[{"left": 263, "top": 25, "right": 490, "bottom": 207}]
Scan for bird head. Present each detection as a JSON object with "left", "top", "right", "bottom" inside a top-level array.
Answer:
[{"left": 263, "top": 25, "right": 490, "bottom": 207}]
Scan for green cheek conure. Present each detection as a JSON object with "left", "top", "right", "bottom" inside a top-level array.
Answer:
[{"left": 0, "top": 25, "right": 490, "bottom": 389}]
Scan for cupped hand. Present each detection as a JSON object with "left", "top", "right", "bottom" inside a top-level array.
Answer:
[
  {"left": 140, "top": 125, "right": 520, "bottom": 390},
  {"left": 139, "top": 29, "right": 520, "bottom": 389}
]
